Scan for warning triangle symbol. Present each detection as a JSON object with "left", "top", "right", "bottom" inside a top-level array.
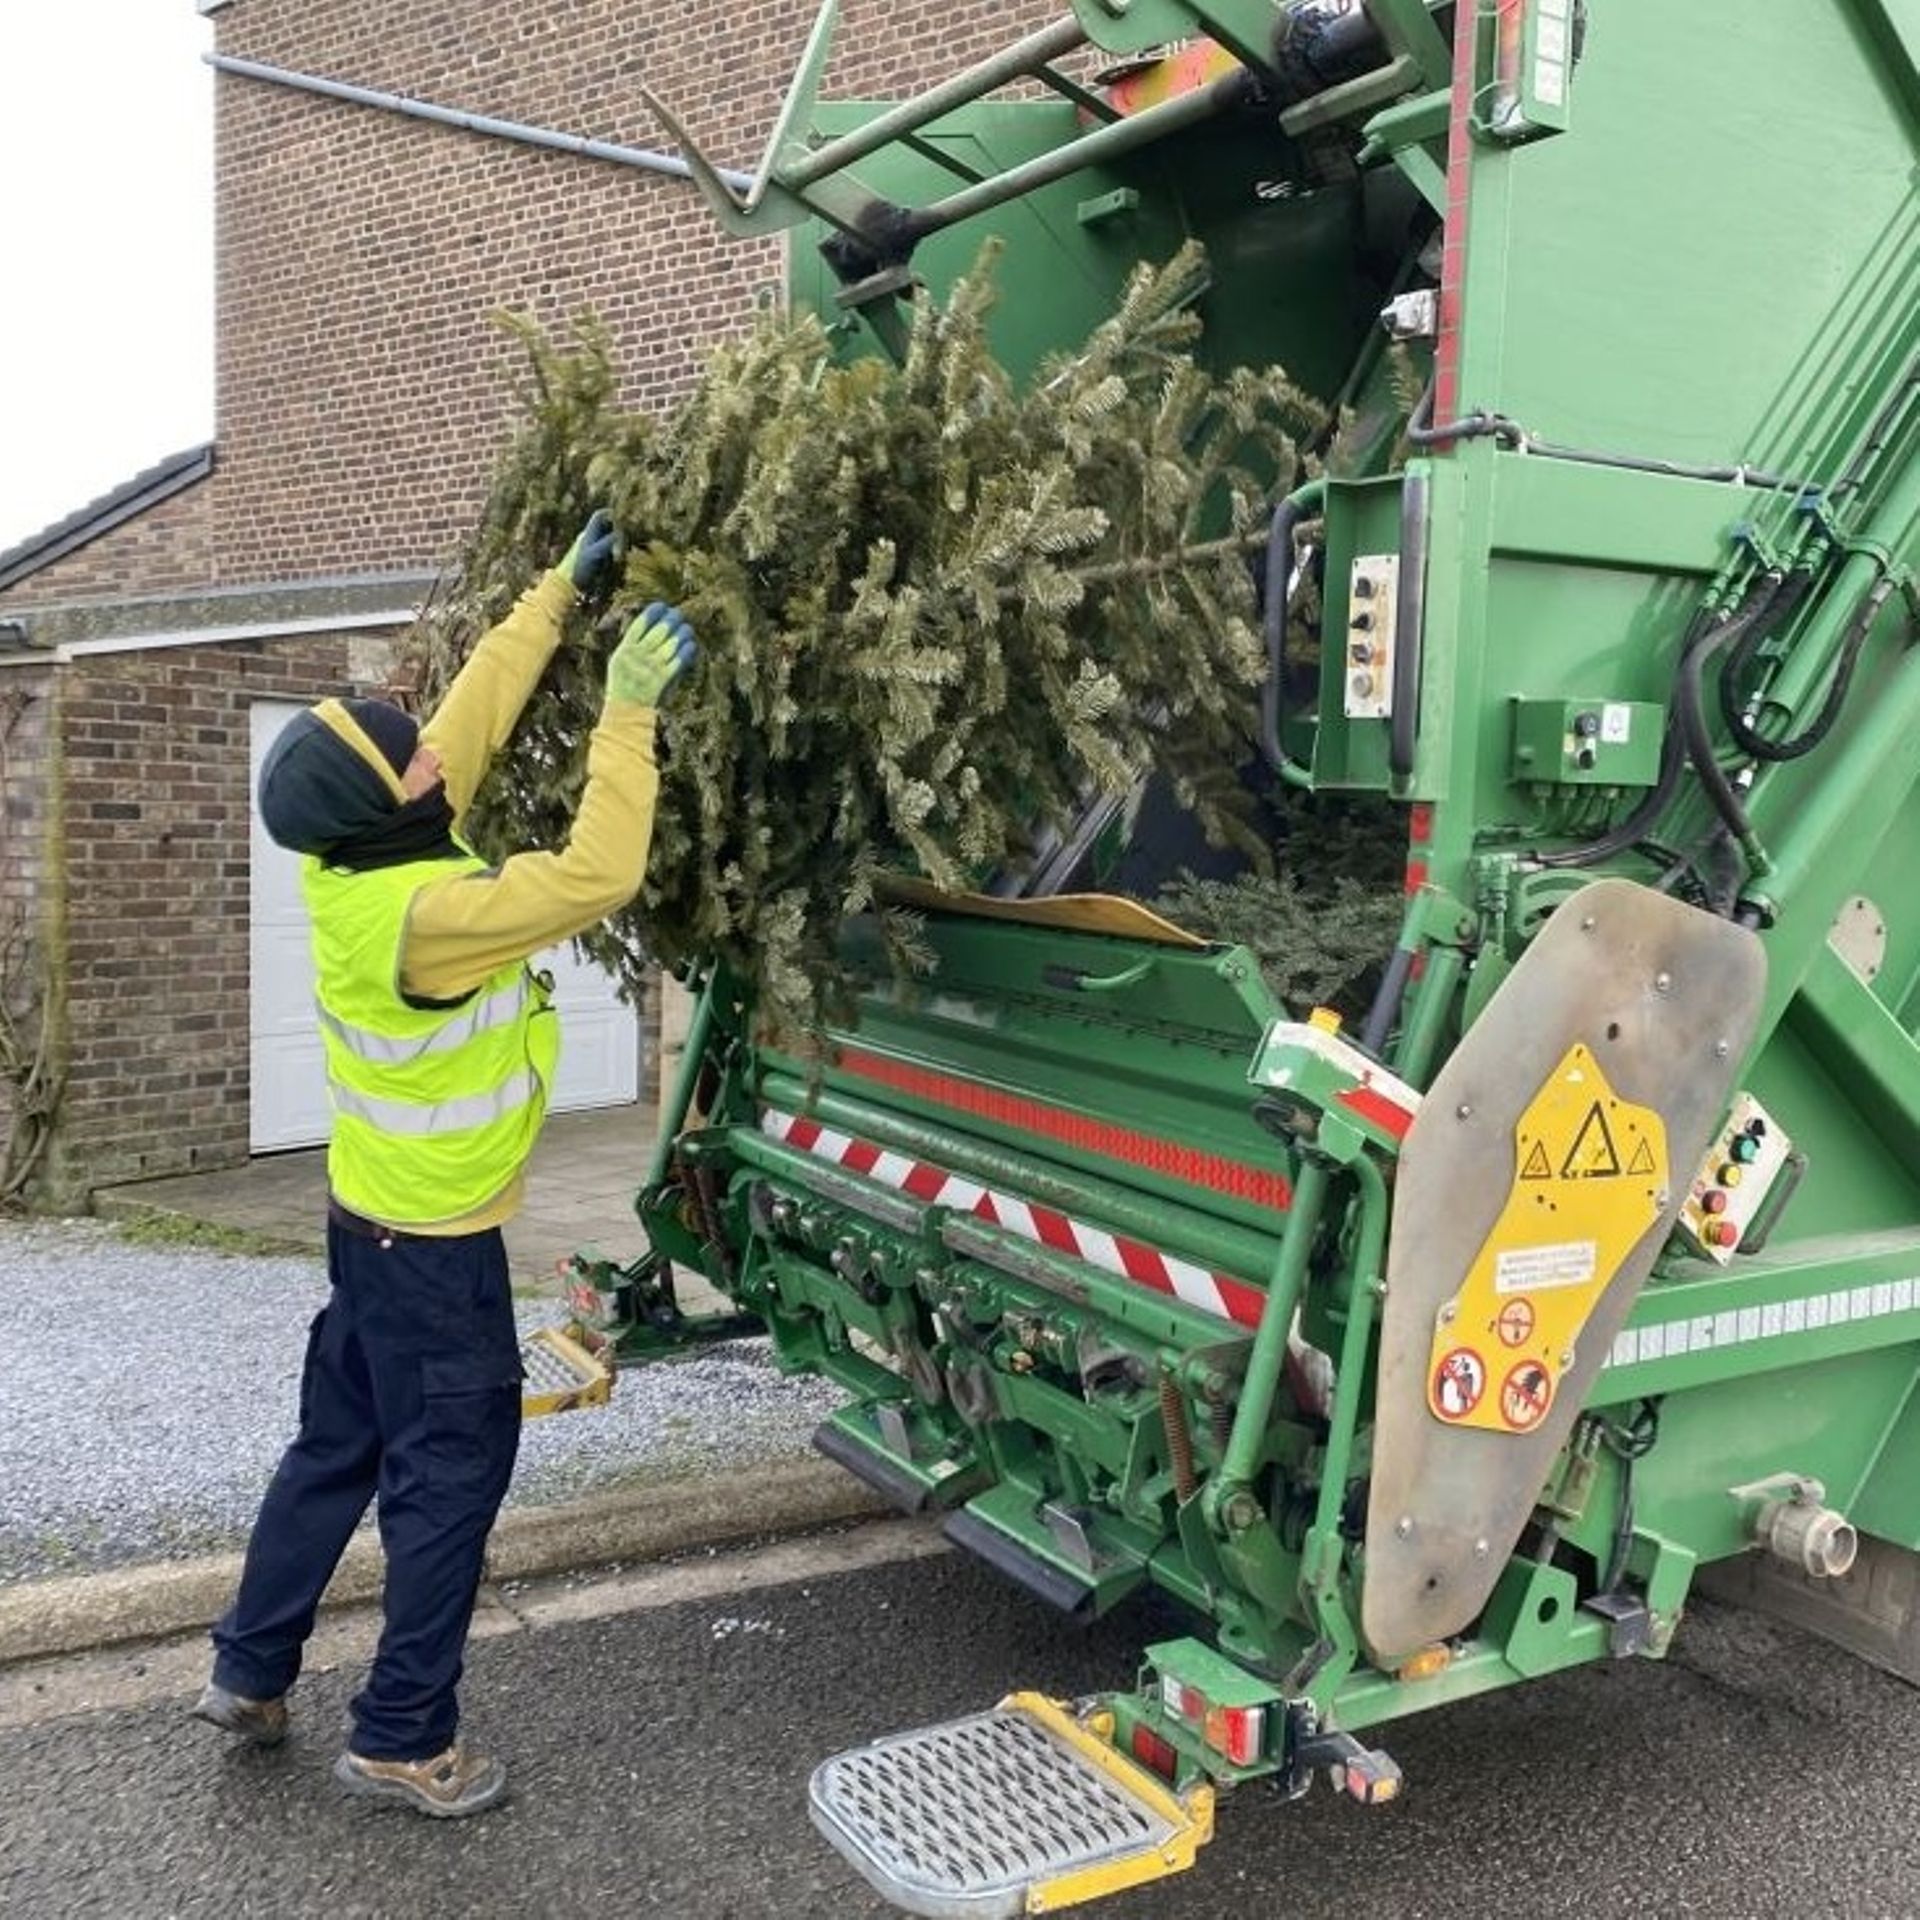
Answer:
[
  {"left": 1560, "top": 1102, "right": 1621, "bottom": 1179},
  {"left": 1520, "top": 1141, "right": 1553, "bottom": 1180},
  {"left": 1625, "top": 1136, "right": 1656, "bottom": 1176}
]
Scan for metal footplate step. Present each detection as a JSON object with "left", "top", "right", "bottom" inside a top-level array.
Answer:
[
  {"left": 810, "top": 1693, "right": 1213, "bottom": 1917},
  {"left": 518, "top": 1324, "right": 614, "bottom": 1419}
]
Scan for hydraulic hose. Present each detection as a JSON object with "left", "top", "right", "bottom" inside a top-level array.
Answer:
[
  {"left": 1676, "top": 574, "right": 1787, "bottom": 863},
  {"left": 1721, "top": 575, "right": 1894, "bottom": 762},
  {"left": 1261, "top": 480, "right": 1328, "bottom": 790}
]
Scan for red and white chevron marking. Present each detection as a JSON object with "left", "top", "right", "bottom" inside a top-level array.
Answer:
[{"left": 760, "top": 1107, "right": 1267, "bottom": 1331}]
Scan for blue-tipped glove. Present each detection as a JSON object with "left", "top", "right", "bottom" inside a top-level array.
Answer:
[
  {"left": 563, "top": 510, "right": 621, "bottom": 598},
  {"left": 607, "top": 602, "right": 697, "bottom": 707}
]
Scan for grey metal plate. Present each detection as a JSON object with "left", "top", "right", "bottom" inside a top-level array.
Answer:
[
  {"left": 810, "top": 1708, "right": 1176, "bottom": 1920},
  {"left": 1363, "top": 880, "right": 1765, "bottom": 1659},
  {"left": 519, "top": 1335, "right": 598, "bottom": 1396}
]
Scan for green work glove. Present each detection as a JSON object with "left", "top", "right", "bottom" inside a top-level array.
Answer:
[
  {"left": 607, "top": 602, "right": 697, "bottom": 707},
  {"left": 562, "top": 509, "right": 621, "bottom": 599}
]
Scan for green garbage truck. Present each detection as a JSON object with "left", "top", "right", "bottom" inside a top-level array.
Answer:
[{"left": 569, "top": 1, "right": 1920, "bottom": 1909}]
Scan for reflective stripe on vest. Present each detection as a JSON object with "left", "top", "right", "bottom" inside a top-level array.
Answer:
[
  {"left": 329, "top": 1066, "right": 543, "bottom": 1137},
  {"left": 317, "top": 972, "right": 533, "bottom": 1066}
]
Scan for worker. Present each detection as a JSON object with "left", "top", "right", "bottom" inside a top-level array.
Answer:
[{"left": 192, "top": 513, "right": 694, "bottom": 1819}]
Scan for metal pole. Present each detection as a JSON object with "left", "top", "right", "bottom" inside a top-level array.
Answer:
[
  {"left": 207, "top": 53, "right": 752, "bottom": 193},
  {"left": 783, "top": 16, "right": 1090, "bottom": 188},
  {"left": 908, "top": 80, "right": 1230, "bottom": 238},
  {"left": 1214, "top": 1160, "right": 1331, "bottom": 1499},
  {"left": 1393, "top": 942, "right": 1465, "bottom": 1090},
  {"left": 1300, "top": 1150, "right": 1387, "bottom": 1611},
  {"left": 647, "top": 975, "right": 716, "bottom": 1189}
]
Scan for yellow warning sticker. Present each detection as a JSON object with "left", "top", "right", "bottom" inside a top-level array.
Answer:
[
  {"left": 1427, "top": 1043, "right": 1667, "bottom": 1434},
  {"left": 1559, "top": 1104, "right": 1621, "bottom": 1178}
]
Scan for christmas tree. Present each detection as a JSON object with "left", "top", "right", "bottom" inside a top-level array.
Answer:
[{"left": 412, "top": 243, "right": 1323, "bottom": 1028}]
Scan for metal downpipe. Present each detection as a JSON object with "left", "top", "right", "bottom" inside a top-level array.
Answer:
[{"left": 208, "top": 54, "right": 751, "bottom": 192}]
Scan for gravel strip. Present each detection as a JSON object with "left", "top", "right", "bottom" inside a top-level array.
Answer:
[{"left": 0, "top": 1218, "right": 843, "bottom": 1585}]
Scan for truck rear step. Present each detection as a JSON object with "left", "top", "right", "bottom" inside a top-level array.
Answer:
[
  {"left": 810, "top": 1692, "right": 1211, "bottom": 1917},
  {"left": 518, "top": 1324, "right": 613, "bottom": 1418}
]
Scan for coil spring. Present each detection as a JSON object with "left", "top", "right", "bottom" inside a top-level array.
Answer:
[
  {"left": 676, "top": 1150, "right": 736, "bottom": 1282},
  {"left": 1160, "top": 1374, "right": 1198, "bottom": 1504},
  {"left": 1209, "top": 1393, "right": 1235, "bottom": 1455}
]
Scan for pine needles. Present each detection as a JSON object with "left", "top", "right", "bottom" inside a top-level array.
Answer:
[
  {"left": 1153, "top": 795, "right": 1408, "bottom": 1021},
  {"left": 412, "top": 243, "right": 1321, "bottom": 1028}
]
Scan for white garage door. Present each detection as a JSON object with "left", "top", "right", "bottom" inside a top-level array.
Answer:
[{"left": 249, "top": 700, "right": 641, "bottom": 1153}]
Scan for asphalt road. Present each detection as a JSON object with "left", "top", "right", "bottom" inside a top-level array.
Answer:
[{"left": 2, "top": 1523, "right": 1917, "bottom": 1919}]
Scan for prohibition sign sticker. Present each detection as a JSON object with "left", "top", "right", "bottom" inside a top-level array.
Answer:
[
  {"left": 1432, "top": 1347, "right": 1487, "bottom": 1421},
  {"left": 1495, "top": 1297, "right": 1535, "bottom": 1349},
  {"left": 1500, "top": 1359, "right": 1554, "bottom": 1431}
]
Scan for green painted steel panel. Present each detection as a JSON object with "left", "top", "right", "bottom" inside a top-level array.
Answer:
[{"left": 1458, "top": 0, "right": 1918, "bottom": 468}]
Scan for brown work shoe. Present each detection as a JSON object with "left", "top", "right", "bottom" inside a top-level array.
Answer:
[
  {"left": 333, "top": 1744, "right": 509, "bottom": 1819},
  {"left": 191, "top": 1682, "right": 289, "bottom": 1747}
]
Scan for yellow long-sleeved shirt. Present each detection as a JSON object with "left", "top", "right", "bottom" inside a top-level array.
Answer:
[{"left": 397, "top": 567, "right": 660, "bottom": 1231}]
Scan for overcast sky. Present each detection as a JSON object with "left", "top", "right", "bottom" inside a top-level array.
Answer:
[{"left": 0, "top": 3, "right": 215, "bottom": 554}]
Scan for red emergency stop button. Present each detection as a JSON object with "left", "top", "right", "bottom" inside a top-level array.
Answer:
[{"left": 1705, "top": 1219, "right": 1740, "bottom": 1250}]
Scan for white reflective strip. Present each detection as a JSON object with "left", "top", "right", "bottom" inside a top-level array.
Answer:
[
  {"left": 1163, "top": 1254, "right": 1228, "bottom": 1319},
  {"left": 762, "top": 1108, "right": 1238, "bottom": 1325},
  {"left": 332, "top": 1066, "right": 539, "bottom": 1136},
  {"left": 994, "top": 1196, "right": 1037, "bottom": 1242},
  {"left": 1604, "top": 1275, "right": 1920, "bottom": 1372},
  {"left": 320, "top": 974, "right": 530, "bottom": 1067}
]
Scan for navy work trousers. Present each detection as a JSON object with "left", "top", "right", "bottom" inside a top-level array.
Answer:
[{"left": 211, "top": 1216, "right": 522, "bottom": 1760}]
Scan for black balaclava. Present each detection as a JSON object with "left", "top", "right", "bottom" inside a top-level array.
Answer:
[{"left": 257, "top": 698, "right": 461, "bottom": 872}]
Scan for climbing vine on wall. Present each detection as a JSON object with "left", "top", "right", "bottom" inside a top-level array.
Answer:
[{"left": 0, "top": 687, "right": 66, "bottom": 1208}]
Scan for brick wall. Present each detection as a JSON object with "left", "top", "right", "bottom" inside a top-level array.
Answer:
[
  {"left": 0, "top": 480, "right": 214, "bottom": 612},
  {"left": 48, "top": 634, "right": 394, "bottom": 1201},
  {"left": 208, "top": 0, "right": 1058, "bottom": 583}
]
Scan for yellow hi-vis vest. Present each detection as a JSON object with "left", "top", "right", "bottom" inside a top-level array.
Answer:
[{"left": 303, "top": 852, "right": 559, "bottom": 1227}]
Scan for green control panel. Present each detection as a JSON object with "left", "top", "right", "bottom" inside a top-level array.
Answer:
[{"left": 1509, "top": 697, "right": 1665, "bottom": 788}]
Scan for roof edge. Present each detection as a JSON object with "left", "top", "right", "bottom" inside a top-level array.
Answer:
[{"left": 0, "top": 445, "right": 216, "bottom": 596}]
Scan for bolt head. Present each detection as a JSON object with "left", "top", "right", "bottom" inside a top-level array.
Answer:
[
  {"left": 1655, "top": 971, "right": 1673, "bottom": 993},
  {"left": 1581, "top": 916, "right": 1596, "bottom": 931},
  {"left": 1714, "top": 1039, "right": 1730, "bottom": 1059},
  {"left": 1456, "top": 1102, "right": 1473, "bottom": 1120},
  {"left": 1395, "top": 1515, "right": 1414, "bottom": 1539}
]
